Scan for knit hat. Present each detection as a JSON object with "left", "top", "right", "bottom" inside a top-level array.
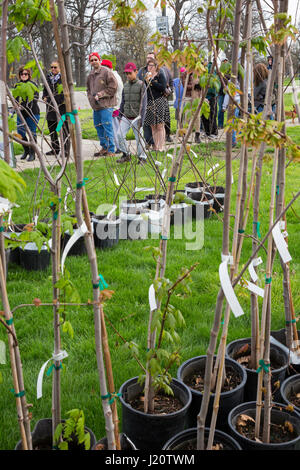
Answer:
[
  {"left": 101, "top": 59, "right": 113, "bottom": 69},
  {"left": 124, "top": 62, "right": 137, "bottom": 72},
  {"left": 89, "top": 52, "right": 100, "bottom": 62},
  {"left": 180, "top": 67, "right": 186, "bottom": 73}
]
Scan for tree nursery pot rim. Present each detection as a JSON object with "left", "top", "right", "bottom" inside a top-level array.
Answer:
[
  {"left": 119, "top": 376, "right": 192, "bottom": 419},
  {"left": 226, "top": 337, "right": 289, "bottom": 374},
  {"left": 228, "top": 401, "right": 300, "bottom": 448},
  {"left": 177, "top": 354, "right": 247, "bottom": 398},
  {"left": 162, "top": 426, "right": 242, "bottom": 450}
]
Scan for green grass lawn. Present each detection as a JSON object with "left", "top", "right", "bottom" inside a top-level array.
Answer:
[{"left": 1, "top": 138, "right": 300, "bottom": 449}]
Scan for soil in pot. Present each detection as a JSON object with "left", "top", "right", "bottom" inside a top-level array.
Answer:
[
  {"left": 129, "top": 390, "right": 183, "bottom": 414},
  {"left": 119, "top": 376, "right": 192, "bottom": 450},
  {"left": 226, "top": 338, "right": 289, "bottom": 402},
  {"left": 162, "top": 427, "right": 242, "bottom": 450},
  {"left": 228, "top": 402, "right": 300, "bottom": 450},
  {"left": 177, "top": 356, "right": 246, "bottom": 431},
  {"left": 184, "top": 182, "right": 211, "bottom": 193}
]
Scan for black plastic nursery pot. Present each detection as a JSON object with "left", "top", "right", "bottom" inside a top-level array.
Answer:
[
  {"left": 92, "top": 215, "right": 120, "bottom": 249},
  {"left": 280, "top": 375, "right": 300, "bottom": 414},
  {"left": 15, "top": 418, "right": 97, "bottom": 450},
  {"left": 61, "top": 230, "right": 86, "bottom": 256},
  {"left": 5, "top": 223, "right": 27, "bottom": 265},
  {"left": 177, "top": 355, "right": 247, "bottom": 432},
  {"left": 19, "top": 244, "right": 50, "bottom": 271},
  {"left": 119, "top": 212, "right": 148, "bottom": 241},
  {"left": 226, "top": 338, "right": 289, "bottom": 402},
  {"left": 187, "top": 192, "right": 214, "bottom": 219},
  {"left": 209, "top": 186, "right": 225, "bottom": 213},
  {"left": 119, "top": 376, "right": 192, "bottom": 450},
  {"left": 184, "top": 182, "right": 211, "bottom": 194},
  {"left": 170, "top": 203, "right": 192, "bottom": 226},
  {"left": 271, "top": 328, "right": 300, "bottom": 374},
  {"left": 121, "top": 199, "right": 149, "bottom": 214},
  {"left": 162, "top": 427, "right": 242, "bottom": 450},
  {"left": 92, "top": 433, "right": 137, "bottom": 450},
  {"left": 228, "top": 401, "right": 300, "bottom": 450}
]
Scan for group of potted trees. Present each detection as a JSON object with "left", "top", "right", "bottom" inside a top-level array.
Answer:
[{"left": 1, "top": 0, "right": 300, "bottom": 453}]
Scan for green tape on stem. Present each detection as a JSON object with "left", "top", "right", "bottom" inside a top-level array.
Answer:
[
  {"left": 253, "top": 221, "right": 261, "bottom": 239},
  {"left": 6, "top": 318, "right": 13, "bottom": 325},
  {"left": 238, "top": 229, "right": 245, "bottom": 234},
  {"left": 56, "top": 110, "right": 78, "bottom": 132},
  {"left": 76, "top": 178, "right": 89, "bottom": 189},
  {"left": 11, "top": 389, "right": 25, "bottom": 398},
  {"left": 286, "top": 319, "right": 297, "bottom": 325},
  {"left": 256, "top": 359, "right": 270, "bottom": 374},
  {"left": 265, "top": 276, "right": 272, "bottom": 284},
  {"left": 0, "top": 227, "right": 4, "bottom": 232},
  {"left": 168, "top": 177, "right": 176, "bottom": 182}
]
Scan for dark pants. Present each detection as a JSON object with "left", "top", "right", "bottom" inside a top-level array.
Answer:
[
  {"left": 143, "top": 124, "right": 154, "bottom": 145},
  {"left": 47, "top": 118, "right": 70, "bottom": 155},
  {"left": 202, "top": 96, "right": 218, "bottom": 136}
]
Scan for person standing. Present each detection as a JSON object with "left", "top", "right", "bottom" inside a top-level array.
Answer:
[
  {"left": 176, "top": 67, "right": 201, "bottom": 143},
  {"left": 143, "top": 58, "right": 167, "bottom": 152},
  {"left": 87, "top": 52, "right": 118, "bottom": 156},
  {"left": 42, "top": 60, "right": 69, "bottom": 157},
  {"left": 202, "top": 61, "right": 220, "bottom": 138},
  {"left": 160, "top": 65, "right": 173, "bottom": 142},
  {"left": 14, "top": 66, "right": 40, "bottom": 162},
  {"left": 267, "top": 55, "right": 273, "bottom": 70},
  {"left": 101, "top": 58, "right": 124, "bottom": 153},
  {"left": 116, "top": 62, "right": 147, "bottom": 164},
  {"left": 218, "top": 57, "right": 228, "bottom": 129},
  {"left": 138, "top": 52, "right": 157, "bottom": 147}
]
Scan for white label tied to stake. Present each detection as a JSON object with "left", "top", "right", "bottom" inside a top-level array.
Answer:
[
  {"left": 219, "top": 257, "right": 244, "bottom": 318},
  {"left": 272, "top": 221, "right": 292, "bottom": 264},
  {"left": 244, "top": 280, "right": 264, "bottom": 298},
  {"left": 162, "top": 168, "right": 167, "bottom": 179},
  {"left": 207, "top": 163, "right": 219, "bottom": 176},
  {"left": 37, "top": 350, "right": 68, "bottom": 399},
  {"left": 61, "top": 222, "right": 88, "bottom": 273},
  {"left": 113, "top": 173, "right": 120, "bottom": 186},
  {"left": 135, "top": 187, "right": 155, "bottom": 193},
  {"left": 248, "top": 256, "right": 263, "bottom": 283},
  {"left": 190, "top": 149, "right": 198, "bottom": 159},
  {"left": 148, "top": 284, "right": 157, "bottom": 312}
]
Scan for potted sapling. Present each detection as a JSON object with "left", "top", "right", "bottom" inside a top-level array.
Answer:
[{"left": 119, "top": 256, "right": 198, "bottom": 449}]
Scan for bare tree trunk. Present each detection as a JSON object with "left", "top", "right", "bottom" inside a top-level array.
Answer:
[{"left": 0, "top": 0, "right": 10, "bottom": 164}]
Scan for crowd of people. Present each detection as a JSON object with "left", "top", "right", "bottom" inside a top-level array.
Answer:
[{"left": 13, "top": 52, "right": 275, "bottom": 162}]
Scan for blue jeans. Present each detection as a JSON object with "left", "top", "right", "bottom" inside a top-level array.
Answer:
[
  {"left": 256, "top": 104, "right": 275, "bottom": 120},
  {"left": 218, "top": 94, "right": 225, "bottom": 128},
  {"left": 17, "top": 114, "right": 40, "bottom": 140},
  {"left": 232, "top": 107, "right": 240, "bottom": 145},
  {"left": 93, "top": 108, "right": 115, "bottom": 152}
]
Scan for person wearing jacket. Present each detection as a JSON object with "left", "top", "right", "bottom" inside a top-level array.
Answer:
[
  {"left": 202, "top": 61, "right": 220, "bottom": 138},
  {"left": 116, "top": 62, "right": 147, "bottom": 164},
  {"left": 15, "top": 66, "right": 40, "bottom": 162},
  {"left": 143, "top": 58, "right": 168, "bottom": 152},
  {"left": 86, "top": 52, "right": 118, "bottom": 156},
  {"left": 137, "top": 52, "right": 156, "bottom": 147},
  {"left": 101, "top": 59, "right": 124, "bottom": 154},
  {"left": 178, "top": 67, "right": 202, "bottom": 143},
  {"left": 42, "top": 61, "right": 69, "bottom": 156},
  {"left": 253, "top": 62, "right": 276, "bottom": 118}
]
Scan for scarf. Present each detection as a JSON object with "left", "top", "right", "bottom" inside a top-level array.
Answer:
[{"left": 49, "top": 72, "right": 61, "bottom": 85}]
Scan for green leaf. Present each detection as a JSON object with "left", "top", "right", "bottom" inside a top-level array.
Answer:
[
  {"left": 58, "top": 440, "right": 68, "bottom": 450},
  {"left": 62, "top": 321, "right": 74, "bottom": 339}
]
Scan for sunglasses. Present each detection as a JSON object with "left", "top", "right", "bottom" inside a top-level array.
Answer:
[
  {"left": 20, "top": 72, "right": 29, "bottom": 76},
  {"left": 51, "top": 66, "right": 58, "bottom": 69},
  {"left": 90, "top": 59, "right": 99, "bottom": 62}
]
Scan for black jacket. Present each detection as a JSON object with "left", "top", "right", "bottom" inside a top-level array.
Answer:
[
  {"left": 144, "top": 70, "right": 167, "bottom": 101},
  {"left": 14, "top": 79, "right": 40, "bottom": 118},
  {"left": 42, "top": 73, "right": 66, "bottom": 120}
]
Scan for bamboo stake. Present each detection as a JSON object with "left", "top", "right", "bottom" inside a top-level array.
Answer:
[
  {"left": 206, "top": 0, "right": 243, "bottom": 449},
  {"left": 56, "top": 0, "right": 116, "bottom": 449},
  {"left": 255, "top": 55, "right": 284, "bottom": 443}
]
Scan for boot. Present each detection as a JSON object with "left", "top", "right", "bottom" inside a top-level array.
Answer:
[
  {"left": 195, "top": 132, "right": 201, "bottom": 144},
  {"left": 117, "top": 153, "right": 131, "bottom": 163},
  {"left": 27, "top": 149, "right": 35, "bottom": 162},
  {"left": 20, "top": 148, "right": 29, "bottom": 160}
]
